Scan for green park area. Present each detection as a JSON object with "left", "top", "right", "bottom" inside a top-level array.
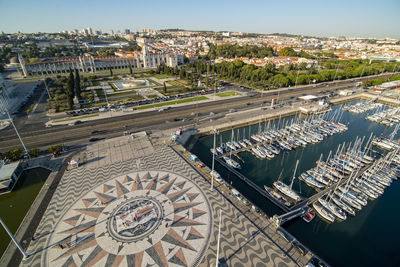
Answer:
[
  {"left": 166, "top": 80, "right": 185, "bottom": 88},
  {"left": 146, "top": 94, "right": 160, "bottom": 98},
  {"left": 152, "top": 74, "right": 174, "bottom": 79}
]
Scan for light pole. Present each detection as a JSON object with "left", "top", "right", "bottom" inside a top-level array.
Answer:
[
  {"left": 42, "top": 77, "right": 51, "bottom": 99},
  {"left": 294, "top": 65, "right": 300, "bottom": 88},
  {"left": 214, "top": 72, "right": 217, "bottom": 100},
  {"left": 333, "top": 61, "right": 340, "bottom": 82},
  {"left": 103, "top": 86, "right": 112, "bottom": 117},
  {"left": 211, "top": 128, "right": 219, "bottom": 190},
  {"left": 0, "top": 218, "right": 29, "bottom": 259},
  {"left": 215, "top": 209, "right": 222, "bottom": 267},
  {"left": 0, "top": 93, "right": 29, "bottom": 157}
]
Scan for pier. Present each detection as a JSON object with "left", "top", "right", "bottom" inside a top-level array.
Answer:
[
  {"left": 274, "top": 208, "right": 307, "bottom": 226},
  {"left": 215, "top": 157, "right": 291, "bottom": 212},
  {"left": 217, "top": 149, "right": 375, "bottom": 217}
]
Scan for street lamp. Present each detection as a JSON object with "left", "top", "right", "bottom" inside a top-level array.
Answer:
[
  {"left": 210, "top": 128, "right": 219, "bottom": 190},
  {"left": 214, "top": 72, "right": 217, "bottom": 100},
  {"left": 103, "top": 86, "right": 112, "bottom": 117},
  {"left": 215, "top": 209, "right": 222, "bottom": 267},
  {"left": 294, "top": 65, "right": 300, "bottom": 88},
  {"left": 0, "top": 93, "right": 29, "bottom": 157},
  {"left": 42, "top": 77, "right": 51, "bottom": 99},
  {"left": 0, "top": 218, "right": 29, "bottom": 259}
]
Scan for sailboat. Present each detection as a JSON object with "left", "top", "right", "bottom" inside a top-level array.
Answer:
[{"left": 273, "top": 160, "right": 301, "bottom": 201}]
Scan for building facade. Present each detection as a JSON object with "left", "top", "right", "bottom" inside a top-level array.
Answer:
[{"left": 19, "top": 46, "right": 183, "bottom": 76}]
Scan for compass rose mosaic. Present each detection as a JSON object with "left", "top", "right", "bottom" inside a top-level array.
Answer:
[{"left": 45, "top": 171, "right": 213, "bottom": 266}]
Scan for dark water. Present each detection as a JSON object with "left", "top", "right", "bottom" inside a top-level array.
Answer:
[
  {"left": 0, "top": 167, "right": 51, "bottom": 256},
  {"left": 191, "top": 105, "right": 400, "bottom": 267}
]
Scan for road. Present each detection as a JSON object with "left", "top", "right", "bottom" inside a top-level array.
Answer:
[{"left": 0, "top": 73, "right": 391, "bottom": 152}]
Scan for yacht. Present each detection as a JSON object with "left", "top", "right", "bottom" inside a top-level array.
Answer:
[
  {"left": 273, "top": 181, "right": 301, "bottom": 201},
  {"left": 223, "top": 156, "right": 241, "bottom": 169},
  {"left": 331, "top": 195, "right": 356, "bottom": 216},
  {"left": 312, "top": 202, "right": 335, "bottom": 223},
  {"left": 299, "top": 173, "right": 325, "bottom": 189},
  {"left": 318, "top": 198, "right": 347, "bottom": 220},
  {"left": 238, "top": 140, "right": 247, "bottom": 148}
]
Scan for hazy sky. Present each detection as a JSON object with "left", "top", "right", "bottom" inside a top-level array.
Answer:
[{"left": 0, "top": 0, "right": 399, "bottom": 38}]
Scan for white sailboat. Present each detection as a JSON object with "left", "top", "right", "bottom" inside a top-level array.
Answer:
[{"left": 273, "top": 160, "right": 301, "bottom": 201}]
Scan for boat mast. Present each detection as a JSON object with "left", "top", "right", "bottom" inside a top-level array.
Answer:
[{"left": 290, "top": 160, "right": 299, "bottom": 190}]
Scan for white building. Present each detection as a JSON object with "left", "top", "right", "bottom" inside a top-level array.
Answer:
[{"left": 18, "top": 45, "right": 183, "bottom": 76}]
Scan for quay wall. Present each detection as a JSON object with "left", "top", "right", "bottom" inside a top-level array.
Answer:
[{"left": 0, "top": 152, "right": 78, "bottom": 267}]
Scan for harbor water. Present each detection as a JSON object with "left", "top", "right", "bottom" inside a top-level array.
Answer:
[
  {"left": 0, "top": 167, "right": 51, "bottom": 256},
  {"left": 190, "top": 104, "right": 400, "bottom": 267}
]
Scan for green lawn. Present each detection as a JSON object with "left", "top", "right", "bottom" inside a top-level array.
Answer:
[
  {"left": 216, "top": 91, "right": 241, "bottom": 97},
  {"left": 95, "top": 89, "right": 105, "bottom": 98},
  {"left": 178, "top": 79, "right": 190, "bottom": 85},
  {"left": 167, "top": 80, "right": 185, "bottom": 87},
  {"left": 108, "top": 90, "right": 142, "bottom": 99},
  {"left": 153, "top": 74, "right": 174, "bottom": 79},
  {"left": 134, "top": 96, "right": 208, "bottom": 110},
  {"left": 147, "top": 94, "right": 159, "bottom": 99}
]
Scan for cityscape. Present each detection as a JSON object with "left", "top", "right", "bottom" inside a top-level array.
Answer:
[{"left": 0, "top": 1, "right": 400, "bottom": 267}]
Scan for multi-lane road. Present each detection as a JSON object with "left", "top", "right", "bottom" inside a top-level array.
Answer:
[{"left": 0, "top": 73, "right": 393, "bottom": 152}]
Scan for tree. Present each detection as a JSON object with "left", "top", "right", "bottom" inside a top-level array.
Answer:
[
  {"left": 5, "top": 149, "right": 22, "bottom": 161},
  {"left": 163, "top": 82, "right": 167, "bottom": 93},
  {"left": 66, "top": 69, "right": 74, "bottom": 109},
  {"left": 28, "top": 148, "right": 40, "bottom": 157},
  {"left": 74, "top": 69, "right": 81, "bottom": 99},
  {"left": 298, "top": 50, "right": 315, "bottom": 59},
  {"left": 48, "top": 144, "right": 63, "bottom": 153},
  {"left": 279, "top": 47, "right": 297, "bottom": 57}
]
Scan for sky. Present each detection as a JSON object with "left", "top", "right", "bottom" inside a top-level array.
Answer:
[{"left": 0, "top": 0, "right": 399, "bottom": 39}]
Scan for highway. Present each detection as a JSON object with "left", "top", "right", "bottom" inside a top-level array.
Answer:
[{"left": 0, "top": 73, "right": 392, "bottom": 152}]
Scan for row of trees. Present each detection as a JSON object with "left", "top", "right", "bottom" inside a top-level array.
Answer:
[
  {"left": 362, "top": 74, "right": 400, "bottom": 86},
  {"left": 213, "top": 59, "right": 397, "bottom": 88},
  {"left": 208, "top": 44, "right": 275, "bottom": 59},
  {"left": 47, "top": 70, "right": 84, "bottom": 111},
  {"left": 154, "top": 57, "right": 398, "bottom": 90},
  {"left": 206, "top": 44, "right": 317, "bottom": 60},
  {"left": 153, "top": 63, "right": 205, "bottom": 87},
  {"left": 65, "top": 69, "right": 81, "bottom": 109},
  {"left": 0, "top": 144, "right": 63, "bottom": 161}
]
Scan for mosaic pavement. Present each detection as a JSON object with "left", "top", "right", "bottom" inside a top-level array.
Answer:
[
  {"left": 45, "top": 171, "right": 212, "bottom": 266},
  {"left": 22, "top": 136, "right": 296, "bottom": 267}
]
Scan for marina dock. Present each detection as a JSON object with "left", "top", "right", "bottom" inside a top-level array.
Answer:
[{"left": 215, "top": 157, "right": 291, "bottom": 212}]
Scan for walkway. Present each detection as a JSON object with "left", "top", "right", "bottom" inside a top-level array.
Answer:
[{"left": 17, "top": 136, "right": 303, "bottom": 266}]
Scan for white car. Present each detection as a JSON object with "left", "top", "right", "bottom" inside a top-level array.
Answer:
[{"left": 210, "top": 170, "right": 223, "bottom": 182}]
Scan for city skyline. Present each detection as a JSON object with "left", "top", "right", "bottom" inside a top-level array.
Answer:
[{"left": 0, "top": 0, "right": 399, "bottom": 39}]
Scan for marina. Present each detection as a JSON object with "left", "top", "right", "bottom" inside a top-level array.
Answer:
[{"left": 190, "top": 102, "right": 400, "bottom": 267}]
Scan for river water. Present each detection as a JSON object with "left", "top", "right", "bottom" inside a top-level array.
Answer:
[
  {"left": 0, "top": 167, "right": 51, "bottom": 256},
  {"left": 190, "top": 104, "right": 400, "bottom": 267}
]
